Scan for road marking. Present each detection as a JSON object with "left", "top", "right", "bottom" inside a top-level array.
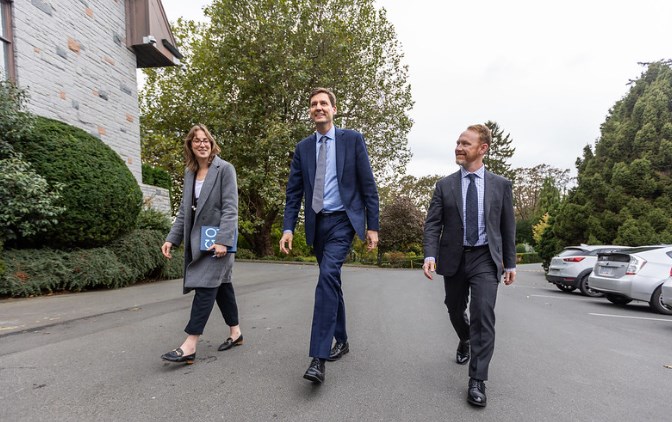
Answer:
[
  {"left": 527, "top": 294, "right": 577, "bottom": 300},
  {"left": 589, "top": 313, "right": 672, "bottom": 322}
]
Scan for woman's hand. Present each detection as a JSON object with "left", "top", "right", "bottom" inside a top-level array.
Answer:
[
  {"left": 161, "top": 242, "right": 173, "bottom": 259},
  {"left": 210, "top": 243, "right": 228, "bottom": 258}
]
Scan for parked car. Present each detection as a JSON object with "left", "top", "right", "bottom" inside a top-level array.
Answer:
[
  {"left": 589, "top": 245, "right": 672, "bottom": 315},
  {"left": 661, "top": 276, "right": 672, "bottom": 309},
  {"left": 546, "top": 245, "right": 627, "bottom": 297}
]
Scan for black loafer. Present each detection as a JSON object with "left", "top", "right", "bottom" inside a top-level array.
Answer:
[
  {"left": 161, "top": 347, "right": 195, "bottom": 364},
  {"left": 467, "top": 378, "right": 487, "bottom": 407},
  {"left": 218, "top": 335, "right": 243, "bottom": 351},
  {"left": 327, "top": 341, "right": 349, "bottom": 361},
  {"left": 303, "top": 358, "right": 325, "bottom": 384},
  {"left": 456, "top": 340, "right": 470, "bottom": 365}
]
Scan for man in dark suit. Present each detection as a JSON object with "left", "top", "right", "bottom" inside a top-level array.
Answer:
[
  {"left": 422, "top": 124, "right": 516, "bottom": 407},
  {"left": 280, "top": 87, "right": 379, "bottom": 384}
]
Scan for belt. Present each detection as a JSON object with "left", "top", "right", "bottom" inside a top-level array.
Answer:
[
  {"left": 318, "top": 210, "right": 347, "bottom": 216},
  {"left": 463, "top": 244, "right": 488, "bottom": 252}
]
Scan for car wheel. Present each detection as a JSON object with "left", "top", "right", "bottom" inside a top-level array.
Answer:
[
  {"left": 606, "top": 294, "right": 632, "bottom": 306},
  {"left": 579, "top": 274, "right": 604, "bottom": 297},
  {"left": 555, "top": 284, "right": 576, "bottom": 293},
  {"left": 650, "top": 286, "right": 672, "bottom": 315}
]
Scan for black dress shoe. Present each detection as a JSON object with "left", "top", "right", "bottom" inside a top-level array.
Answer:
[
  {"left": 303, "top": 358, "right": 325, "bottom": 384},
  {"left": 218, "top": 335, "right": 243, "bottom": 351},
  {"left": 456, "top": 340, "right": 470, "bottom": 365},
  {"left": 467, "top": 378, "right": 487, "bottom": 407},
  {"left": 327, "top": 341, "right": 349, "bottom": 361},
  {"left": 161, "top": 347, "right": 196, "bottom": 364}
]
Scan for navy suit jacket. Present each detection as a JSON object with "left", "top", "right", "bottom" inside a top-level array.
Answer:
[
  {"left": 423, "top": 169, "right": 516, "bottom": 277},
  {"left": 282, "top": 128, "right": 379, "bottom": 246}
]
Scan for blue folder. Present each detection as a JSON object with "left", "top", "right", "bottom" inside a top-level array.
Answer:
[{"left": 200, "top": 226, "right": 237, "bottom": 253}]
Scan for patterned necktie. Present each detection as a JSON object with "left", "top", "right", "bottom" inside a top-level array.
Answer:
[
  {"left": 311, "top": 135, "right": 328, "bottom": 214},
  {"left": 466, "top": 173, "right": 479, "bottom": 246}
]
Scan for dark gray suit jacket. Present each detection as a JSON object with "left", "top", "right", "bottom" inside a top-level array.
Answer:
[{"left": 423, "top": 169, "right": 516, "bottom": 277}]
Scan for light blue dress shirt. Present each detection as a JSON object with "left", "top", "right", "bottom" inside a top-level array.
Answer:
[{"left": 315, "top": 126, "right": 344, "bottom": 212}]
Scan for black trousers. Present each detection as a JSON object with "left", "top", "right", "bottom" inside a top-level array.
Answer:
[
  {"left": 443, "top": 246, "right": 499, "bottom": 381},
  {"left": 184, "top": 283, "right": 239, "bottom": 335}
]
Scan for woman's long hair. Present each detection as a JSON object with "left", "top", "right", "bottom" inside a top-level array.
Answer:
[{"left": 183, "top": 124, "right": 221, "bottom": 172}]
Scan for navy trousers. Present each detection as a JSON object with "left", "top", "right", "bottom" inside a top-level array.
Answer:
[
  {"left": 443, "top": 246, "right": 499, "bottom": 381},
  {"left": 309, "top": 211, "right": 355, "bottom": 359}
]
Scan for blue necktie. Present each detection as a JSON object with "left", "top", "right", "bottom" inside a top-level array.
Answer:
[
  {"left": 312, "top": 136, "right": 328, "bottom": 214},
  {"left": 466, "top": 174, "right": 478, "bottom": 246}
]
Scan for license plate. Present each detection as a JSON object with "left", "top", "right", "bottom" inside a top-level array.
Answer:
[{"left": 598, "top": 267, "right": 614, "bottom": 277}]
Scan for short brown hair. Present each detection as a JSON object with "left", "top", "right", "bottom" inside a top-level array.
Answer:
[
  {"left": 183, "top": 124, "right": 221, "bottom": 172},
  {"left": 466, "top": 124, "right": 492, "bottom": 146},
  {"left": 309, "top": 87, "right": 336, "bottom": 107}
]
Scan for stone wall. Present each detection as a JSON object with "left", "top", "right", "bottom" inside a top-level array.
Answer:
[
  {"left": 140, "top": 183, "right": 171, "bottom": 215},
  {"left": 12, "top": 0, "right": 142, "bottom": 182}
]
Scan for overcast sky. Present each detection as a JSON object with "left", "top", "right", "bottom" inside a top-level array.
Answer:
[{"left": 155, "top": 0, "right": 672, "bottom": 178}]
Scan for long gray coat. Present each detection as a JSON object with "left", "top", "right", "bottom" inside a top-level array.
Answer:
[{"left": 166, "top": 156, "right": 238, "bottom": 293}]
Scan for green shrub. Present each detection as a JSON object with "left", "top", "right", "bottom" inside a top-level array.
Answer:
[
  {"left": 10, "top": 117, "right": 142, "bottom": 248},
  {"left": 0, "top": 155, "right": 65, "bottom": 243},
  {"left": 136, "top": 206, "right": 172, "bottom": 233},
  {"left": 142, "top": 163, "right": 171, "bottom": 189},
  {"left": 0, "top": 229, "right": 184, "bottom": 297},
  {"left": 517, "top": 252, "right": 542, "bottom": 264},
  {"left": 234, "top": 248, "right": 256, "bottom": 260},
  {"left": 0, "top": 80, "right": 34, "bottom": 150}
]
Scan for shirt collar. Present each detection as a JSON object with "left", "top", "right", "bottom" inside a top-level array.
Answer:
[
  {"left": 316, "top": 126, "right": 336, "bottom": 143},
  {"left": 460, "top": 165, "right": 485, "bottom": 179}
]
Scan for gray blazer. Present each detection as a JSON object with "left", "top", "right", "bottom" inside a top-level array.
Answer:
[
  {"left": 166, "top": 156, "right": 238, "bottom": 293},
  {"left": 423, "top": 169, "right": 516, "bottom": 277}
]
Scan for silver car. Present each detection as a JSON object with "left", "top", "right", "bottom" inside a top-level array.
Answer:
[
  {"left": 661, "top": 277, "right": 672, "bottom": 309},
  {"left": 590, "top": 245, "right": 672, "bottom": 315},
  {"left": 546, "top": 245, "right": 626, "bottom": 297}
]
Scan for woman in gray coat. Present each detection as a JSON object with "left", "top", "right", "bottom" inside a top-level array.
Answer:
[{"left": 160, "top": 124, "right": 243, "bottom": 364}]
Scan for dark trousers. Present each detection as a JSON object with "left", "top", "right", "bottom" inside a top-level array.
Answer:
[
  {"left": 184, "top": 283, "right": 239, "bottom": 335},
  {"left": 443, "top": 246, "right": 499, "bottom": 381},
  {"left": 309, "top": 211, "right": 355, "bottom": 359}
]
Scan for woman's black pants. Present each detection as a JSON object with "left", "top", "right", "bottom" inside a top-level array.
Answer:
[{"left": 184, "top": 283, "right": 239, "bottom": 335}]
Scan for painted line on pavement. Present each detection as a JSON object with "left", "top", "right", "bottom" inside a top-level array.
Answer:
[
  {"left": 589, "top": 313, "right": 672, "bottom": 322},
  {"left": 527, "top": 294, "right": 578, "bottom": 300}
]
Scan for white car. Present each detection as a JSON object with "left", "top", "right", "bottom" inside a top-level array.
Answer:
[
  {"left": 590, "top": 245, "right": 672, "bottom": 315},
  {"left": 546, "top": 245, "right": 626, "bottom": 297},
  {"left": 661, "top": 277, "right": 672, "bottom": 309}
]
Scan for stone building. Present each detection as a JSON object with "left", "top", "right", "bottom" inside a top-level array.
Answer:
[{"left": 0, "top": 0, "right": 180, "bottom": 213}]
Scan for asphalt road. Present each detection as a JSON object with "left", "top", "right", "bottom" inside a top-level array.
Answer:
[{"left": 1, "top": 262, "right": 671, "bottom": 421}]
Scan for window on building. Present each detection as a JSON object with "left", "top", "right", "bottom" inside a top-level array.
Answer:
[{"left": 1, "top": 0, "right": 15, "bottom": 81}]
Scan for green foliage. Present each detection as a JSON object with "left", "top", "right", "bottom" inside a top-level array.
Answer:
[
  {"left": 484, "top": 121, "right": 516, "bottom": 181},
  {"left": 513, "top": 164, "right": 572, "bottom": 222},
  {"left": 140, "top": 0, "right": 413, "bottom": 256},
  {"left": 537, "top": 214, "right": 563, "bottom": 271},
  {"left": 9, "top": 117, "right": 143, "bottom": 248},
  {"left": 516, "top": 219, "right": 534, "bottom": 245},
  {"left": 378, "top": 196, "right": 424, "bottom": 254},
  {"left": 0, "top": 229, "right": 184, "bottom": 297},
  {"left": 379, "top": 174, "right": 442, "bottom": 214},
  {"left": 136, "top": 206, "right": 173, "bottom": 233},
  {"left": 0, "top": 155, "right": 65, "bottom": 243},
  {"left": 517, "top": 253, "right": 542, "bottom": 264},
  {"left": 142, "top": 163, "right": 171, "bottom": 189},
  {"left": 0, "top": 80, "right": 34, "bottom": 151},
  {"left": 553, "top": 61, "right": 672, "bottom": 247}
]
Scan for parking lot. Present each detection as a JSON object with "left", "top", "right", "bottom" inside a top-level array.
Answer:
[{"left": 1, "top": 262, "right": 671, "bottom": 421}]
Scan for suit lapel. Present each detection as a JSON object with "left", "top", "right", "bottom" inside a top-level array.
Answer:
[
  {"left": 194, "top": 157, "right": 220, "bottom": 221},
  {"left": 335, "top": 128, "right": 345, "bottom": 183},
  {"left": 451, "top": 171, "right": 464, "bottom": 226},
  {"left": 484, "top": 170, "right": 493, "bottom": 220},
  {"left": 183, "top": 169, "right": 195, "bottom": 226},
  {"left": 307, "top": 135, "right": 317, "bottom": 189}
]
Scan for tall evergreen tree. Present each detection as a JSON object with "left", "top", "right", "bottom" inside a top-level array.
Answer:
[
  {"left": 554, "top": 60, "right": 672, "bottom": 246},
  {"left": 483, "top": 120, "right": 516, "bottom": 181}
]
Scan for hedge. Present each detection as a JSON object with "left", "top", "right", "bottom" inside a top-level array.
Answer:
[
  {"left": 142, "top": 163, "right": 171, "bottom": 189},
  {"left": 9, "top": 117, "right": 142, "bottom": 248},
  {"left": 0, "top": 229, "right": 183, "bottom": 297}
]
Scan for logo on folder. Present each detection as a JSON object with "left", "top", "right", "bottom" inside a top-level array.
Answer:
[{"left": 200, "top": 226, "right": 237, "bottom": 253}]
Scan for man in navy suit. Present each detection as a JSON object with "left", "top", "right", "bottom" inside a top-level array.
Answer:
[
  {"left": 280, "top": 87, "right": 379, "bottom": 384},
  {"left": 423, "top": 124, "right": 516, "bottom": 407}
]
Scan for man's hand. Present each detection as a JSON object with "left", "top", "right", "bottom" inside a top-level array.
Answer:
[
  {"left": 209, "top": 243, "right": 228, "bottom": 258},
  {"left": 161, "top": 242, "right": 173, "bottom": 259},
  {"left": 423, "top": 259, "right": 436, "bottom": 280},
  {"left": 279, "top": 232, "right": 293, "bottom": 254},
  {"left": 504, "top": 270, "right": 516, "bottom": 285},
  {"left": 366, "top": 230, "right": 378, "bottom": 251}
]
